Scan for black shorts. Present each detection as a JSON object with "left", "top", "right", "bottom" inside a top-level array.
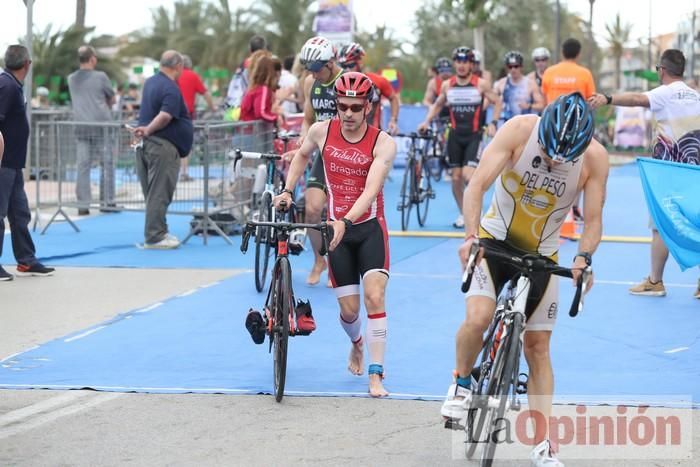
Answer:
[
  {"left": 328, "top": 217, "right": 390, "bottom": 297},
  {"left": 305, "top": 149, "right": 326, "bottom": 191},
  {"left": 447, "top": 131, "right": 481, "bottom": 168},
  {"left": 472, "top": 239, "right": 555, "bottom": 322}
]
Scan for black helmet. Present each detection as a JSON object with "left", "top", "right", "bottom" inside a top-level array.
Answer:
[
  {"left": 434, "top": 56, "right": 452, "bottom": 73},
  {"left": 504, "top": 50, "right": 524, "bottom": 67},
  {"left": 452, "top": 46, "right": 473, "bottom": 62},
  {"left": 538, "top": 92, "right": 595, "bottom": 162}
]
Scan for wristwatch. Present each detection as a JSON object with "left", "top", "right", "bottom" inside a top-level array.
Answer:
[
  {"left": 340, "top": 218, "right": 353, "bottom": 229},
  {"left": 574, "top": 252, "right": 592, "bottom": 266},
  {"left": 604, "top": 94, "right": 613, "bottom": 105},
  {"left": 280, "top": 188, "right": 294, "bottom": 198}
]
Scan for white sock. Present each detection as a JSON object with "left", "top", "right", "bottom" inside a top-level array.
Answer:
[
  {"left": 366, "top": 312, "right": 387, "bottom": 367},
  {"left": 339, "top": 313, "right": 362, "bottom": 344}
]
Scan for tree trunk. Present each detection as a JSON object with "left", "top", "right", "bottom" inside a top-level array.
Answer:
[
  {"left": 473, "top": 26, "right": 485, "bottom": 62},
  {"left": 615, "top": 54, "right": 621, "bottom": 91},
  {"left": 76, "top": 0, "right": 86, "bottom": 29}
]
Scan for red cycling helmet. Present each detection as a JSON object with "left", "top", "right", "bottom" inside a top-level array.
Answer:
[{"left": 334, "top": 71, "right": 373, "bottom": 98}]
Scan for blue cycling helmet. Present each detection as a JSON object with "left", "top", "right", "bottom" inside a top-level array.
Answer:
[{"left": 538, "top": 92, "right": 594, "bottom": 162}]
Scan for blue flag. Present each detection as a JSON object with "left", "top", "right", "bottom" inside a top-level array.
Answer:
[{"left": 637, "top": 158, "right": 700, "bottom": 270}]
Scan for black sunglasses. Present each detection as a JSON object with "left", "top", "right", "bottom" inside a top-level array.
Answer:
[
  {"left": 337, "top": 102, "right": 365, "bottom": 113},
  {"left": 655, "top": 64, "right": 665, "bottom": 72}
]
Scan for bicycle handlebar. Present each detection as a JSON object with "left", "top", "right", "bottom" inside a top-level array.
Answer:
[
  {"left": 241, "top": 217, "right": 333, "bottom": 257},
  {"left": 230, "top": 148, "right": 282, "bottom": 169},
  {"left": 461, "top": 242, "right": 592, "bottom": 317},
  {"left": 395, "top": 130, "right": 434, "bottom": 140}
]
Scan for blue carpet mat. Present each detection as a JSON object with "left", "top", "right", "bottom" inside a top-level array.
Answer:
[
  {"left": 2, "top": 161, "right": 697, "bottom": 405},
  {"left": 1, "top": 239, "right": 698, "bottom": 405}
]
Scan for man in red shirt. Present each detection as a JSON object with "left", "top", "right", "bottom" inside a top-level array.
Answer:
[
  {"left": 337, "top": 43, "right": 399, "bottom": 134},
  {"left": 275, "top": 72, "right": 397, "bottom": 398},
  {"left": 177, "top": 55, "right": 215, "bottom": 181}
]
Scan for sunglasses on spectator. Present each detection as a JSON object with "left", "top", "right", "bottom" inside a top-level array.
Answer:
[
  {"left": 337, "top": 102, "right": 365, "bottom": 113},
  {"left": 534, "top": 58, "right": 548, "bottom": 62},
  {"left": 655, "top": 64, "right": 665, "bottom": 72}
]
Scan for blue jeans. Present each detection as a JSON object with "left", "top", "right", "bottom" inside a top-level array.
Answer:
[{"left": 0, "top": 167, "right": 37, "bottom": 266}]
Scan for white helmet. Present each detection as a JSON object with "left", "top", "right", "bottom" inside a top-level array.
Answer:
[
  {"left": 300, "top": 36, "right": 335, "bottom": 72},
  {"left": 532, "top": 47, "right": 551, "bottom": 61},
  {"left": 472, "top": 49, "right": 482, "bottom": 64}
]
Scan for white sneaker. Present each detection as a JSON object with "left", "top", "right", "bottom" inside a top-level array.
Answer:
[
  {"left": 530, "top": 439, "right": 564, "bottom": 467},
  {"left": 440, "top": 383, "right": 471, "bottom": 420},
  {"left": 453, "top": 214, "right": 464, "bottom": 229},
  {"left": 144, "top": 233, "right": 180, "bottom": 250}
]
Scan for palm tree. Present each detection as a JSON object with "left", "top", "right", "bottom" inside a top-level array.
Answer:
[
  {"left": 605, "top": 13, "right": 632, "bottom": 91},
  {"left": 355, "top": 25, "right": 401, "bottom": 71},
  {"left": 76, "top": 0, "right": 86, "bottom": 29},
  {"left": 252, "top": 0, "right": 315, "bottom": 58}
]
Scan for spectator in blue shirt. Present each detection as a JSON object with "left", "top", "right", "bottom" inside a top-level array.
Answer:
[
  {"left": 130, "top": 50, "right": 193, "bottom": 249},
  {"left": 0, "top": 45, "right": 55, "bottom": 281}
]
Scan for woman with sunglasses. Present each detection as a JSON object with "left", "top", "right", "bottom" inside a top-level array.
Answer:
[
  {"left": 274, "top": 72, "right": 397, "bottom": 398},
  {"left": 295, "top": 36, "right": 346, "bottom": 286}
]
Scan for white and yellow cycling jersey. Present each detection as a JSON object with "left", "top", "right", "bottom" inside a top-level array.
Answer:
[{"left": 479, "top": 120, "right": 583, "bottom": 258}]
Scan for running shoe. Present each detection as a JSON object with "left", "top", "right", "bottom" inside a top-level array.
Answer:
[
  {"left": 16, "top": 262, "right": 55, "bottom": 277},
  {"left": 530, "top": 439, "right": 564, "bottom": 466},
  {"left": 0, "top": 265, "right": 14, "bottom": 281},
  {"left": 143, "top": 233, "right": 180, "bottom": 250},
  {"left": 629, "top": 277, "right": 666, "bottom": 297},
  {"left": 453, "top": 214, "right": 464, "bottom": 229},
  {"left": 440, "top": 382, "right": 471, "bottom": 420}
]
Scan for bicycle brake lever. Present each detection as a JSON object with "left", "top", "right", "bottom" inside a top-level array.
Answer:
[
  {"left": 240, "top": 224, "right": 252, "bottom": 253},
  {"left": 568, "top": 267, "right": 591, "bottom": 317},
  {"left": 319, "top": 224, "right": 331, "bottom": 257},
  {"left": 460, "top": 241, "right": 480, "bottom": 293}
]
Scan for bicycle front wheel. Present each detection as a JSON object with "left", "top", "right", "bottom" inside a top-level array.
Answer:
[
  {"left": 399, "top": 159, "right": 414, "bottom": 231},
  {"left": 479, "top": 314, "right": 522, "bottom": 467},
  {"left": 416, "top": 161, "right": 432, "bottom": 227},
  {"left": 272, "top": 257, "right": 291, "bottom": 402},
  {"left": 254, "top": 192, "right": 273, "bottom": 292}
]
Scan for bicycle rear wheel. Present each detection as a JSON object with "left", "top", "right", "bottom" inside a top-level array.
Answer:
[
  {"left": 416, "top": 161, "right": 432, "bottom": 227},
  {"left": 254, "top": 192, "right": 273, "bottom": 292},
  {"left": 399, "top": 159, "right": 414, "bottom": 231},
  {"left": 478, "top": 314, "right": 522, "bottom": 467},
  {"left": 272, "top": 257, "right": 292, "bottom": 402}
]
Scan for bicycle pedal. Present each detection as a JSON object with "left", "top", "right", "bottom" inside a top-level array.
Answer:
[
  {"left": 516, "top": 372, "right": 528, "bottom": 394},
  {"left": 444, "top": 419, "right": 465, "bottom": 431}
]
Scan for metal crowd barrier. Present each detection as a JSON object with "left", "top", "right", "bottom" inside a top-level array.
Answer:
[{"left": 31, "top": 119, "right": 276, "bottom": 245}]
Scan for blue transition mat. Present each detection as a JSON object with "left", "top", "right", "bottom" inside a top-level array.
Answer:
[
  {"left": 1, "top": 238, "right": 698, "bottom": 406},
  {"left": 2, "top": 161, "right": 698, "bottom": 406}
]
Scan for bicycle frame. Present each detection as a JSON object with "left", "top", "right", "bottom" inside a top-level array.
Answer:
[
  {"left": 459, "top": 242, "right": 591, "bottom": 465},
  {"left": 241, "top": 219, "right": 331, "bottom": 401}
]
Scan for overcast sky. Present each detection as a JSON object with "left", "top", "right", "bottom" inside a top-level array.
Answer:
[{"left": 0, "top": 0, "right": 696, "bottom": 54}]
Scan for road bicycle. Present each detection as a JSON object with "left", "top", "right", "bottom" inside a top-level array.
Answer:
[
  {"left": 233, "top": 149, "right": 286, "bottom": 292},
  {"left": 395, "top": 131, "right": 436, "bottom": 231},
  {"left": 427, "top": 118, "right": 450, "bottom": 182},
  {"left": 452, "top": 240, "right": 591, "bottom": 466},
  {"left": 241, "top": 215, "right": 331, "bottom": 402}
]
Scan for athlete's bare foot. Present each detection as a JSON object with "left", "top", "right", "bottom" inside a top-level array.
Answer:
[
  {"left": 306, "top": 259, "right": 327, "bottom": 286},
  {"left": 348, "top": 341, "right": 364, "bottom": 376},
  {"left": 369, "top": 374, "right": 388, "bottom": 398}
]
